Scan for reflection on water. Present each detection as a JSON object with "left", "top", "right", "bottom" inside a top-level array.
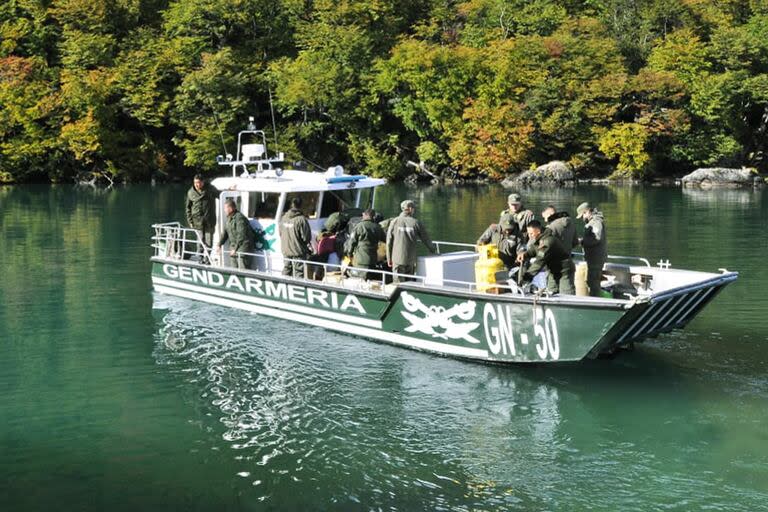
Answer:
[
  {"left": 152, "top": 291, "right": 768, "bottom": 510},
  {"left": 1, "top": 183, "right": 767, "bottom": 510},
  {"left": 682, "top": 187, "right": 763, "bottom": 206}
]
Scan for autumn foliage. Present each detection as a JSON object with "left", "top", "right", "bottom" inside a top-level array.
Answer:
[{"left": 1, "top": 0, "right": 768, "bottom": 183}]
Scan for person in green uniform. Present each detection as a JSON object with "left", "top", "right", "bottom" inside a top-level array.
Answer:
[
  {"left": 576, "top": 202, "right": 607, "bottom": 296},
  {"left": 516, "top": 220, "right": 575, "bottom": 295},
  {"left": 386, "top": 200, "right": 436, "bottom": 282},
  {"left": 345, "top": 209, "right": 386, "bottom": 280},
  {"left": 216, "top": 199, "right": 255, "bottom": 270},
  {"left": 185, "top": 174, "right": 217, "bottom": 256},
  {"left": 501, "top": 193, "right": 535, "bottom": 246},
  {"left": 542, "top": 205, "right": 579, "bottom": 251},
  {"left": 279, "top": 196, "right": 313, "bottom": 278},
  {"left": 476, "top": 214, "right": 523, "bottom": 269}
]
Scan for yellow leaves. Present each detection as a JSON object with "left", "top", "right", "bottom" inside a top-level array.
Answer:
[
  {"left": 59, "top": 67, "right": 117, "bottom": 114},
  {"left": 60, "top": 109, "right": 101, "bottom": 162},
  {"left": 647, "top": 28, "right": 709, "bottom": 86},
  {"left": 448, "top": 99, "right": 534, "bottom": 179},
  {"left": 596, "top": 122, "right": 651, "bottom": 178}
]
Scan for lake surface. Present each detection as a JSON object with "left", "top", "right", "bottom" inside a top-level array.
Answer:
[{"left": 1, "top": 183, "right": 766, "bottom": 511}]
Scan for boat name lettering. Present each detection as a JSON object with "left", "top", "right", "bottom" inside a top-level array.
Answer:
[
  {"left": 162, "top": 264, "right": 366, "bottom": 314},
  {"left": 483, "top": 304, "right": 560, "bottom": 361}
]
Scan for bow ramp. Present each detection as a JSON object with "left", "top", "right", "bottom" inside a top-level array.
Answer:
[{"left": 590, "top": 266, "right": 738, "bottom": 356}]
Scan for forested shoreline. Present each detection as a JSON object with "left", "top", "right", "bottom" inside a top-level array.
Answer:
[{"left": 1, "top": 0, "right": 767, "bottom": 184}]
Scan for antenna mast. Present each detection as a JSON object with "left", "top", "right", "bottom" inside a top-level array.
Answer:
[{"left": 268, "top": 87, "right": 279, "bottom": 149}]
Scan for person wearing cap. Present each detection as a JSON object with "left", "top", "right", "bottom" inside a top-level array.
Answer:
[
  {"left": 476, "top": 214, "right": 523, "bottom": 269},
  {"left": 386, "top": 200, "right": 436, "bottom": 282},
  {"left": 576, "top": 202, "right": 607, "bottom": 296},
  {"left": 542, "top": 205, "right": 579, "bottom": 250},
  {"left": 516, "top": 220, "right": 575, "bottom": 294},
  {"left": 216, "top": 199, "right": 256, "bottom": 270},
  {"left": 501, "top": 193, "right": 535, "bottom": 246},
  {"left": 185, "top": 174, "right": 217, "bottom": 257}
]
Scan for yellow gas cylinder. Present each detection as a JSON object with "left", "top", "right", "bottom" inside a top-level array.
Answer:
[
  {"left": 475, "top": 244, "right": 505, "bottom": 292},
  {"left": 376, "top": 241, "right": 387, "bottom": 262}
]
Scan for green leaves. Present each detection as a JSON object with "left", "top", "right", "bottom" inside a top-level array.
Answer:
[{"left": 1, "top": 0, "right": 768, "bottom": 182}]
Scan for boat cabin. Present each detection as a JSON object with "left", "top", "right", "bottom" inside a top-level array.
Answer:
[
  {"left": 208, "top": 128, "right": 385, "bottom": 270},
  {"left": 211, "top": 170, "right": 385, "bottom": 270}
]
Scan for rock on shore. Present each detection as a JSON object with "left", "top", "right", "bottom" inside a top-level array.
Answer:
[
  {"left": 681, "top": 167, "right": 761, "bottom": 188},
  {"left": 502, "top": 161, "right": 575, "bottom": 187}
]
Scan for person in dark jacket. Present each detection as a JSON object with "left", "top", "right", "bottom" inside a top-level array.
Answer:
[
  {"left": 386, "top": 200, "right": 436, "bottom": 282},
  {"left": 542, "top": 205, "right": 579, "bottom": 251},
  {"left": 500, "top": 193, "right": 535, "bottom": 247},
  {"left": 346, "top": 209, "right": 386, "bottom": 280},
  {"left": 576, "top": 202, "right": 607, "bottom": 296},
  {"left": 217, "top": 199, "right": 255, "bottom": 270},
  {"left": 516, "top": 220, "right": 575, "bottom": 295},
  {"left": 476, "top": 214, "right": 523, "bottom": 269},
  {"left": 185, "top": 174, "right": 217, "bottom": 249},
  {"left": 279, "top": 197, "right": 313, "bottom": 277}
]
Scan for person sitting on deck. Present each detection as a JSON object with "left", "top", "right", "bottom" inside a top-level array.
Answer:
[{"left": 279, "top": 197, "right": 313, "bottom": 278}]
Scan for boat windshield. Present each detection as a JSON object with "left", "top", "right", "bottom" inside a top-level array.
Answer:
[
  {"left": 285, "top": 192, "right": 321, "bottom": 219},
  {"left": 249, "top": 192, "right": 280, "bottom": 219},
  {"left": 320, "top": 189, "right": 357, "bottom": 217}
]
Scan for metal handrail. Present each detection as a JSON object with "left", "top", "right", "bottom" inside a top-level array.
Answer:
[
  {"left": 232, "top": 250, "right": 526, "bottom": 296},
  {"left": 152, "top": 223, "right": 651, "bottom": 297},
  {"left": 151, "top": 224, "right": 213, "bottom": 264},
  {"left": 433, "top": 240, "right": 478, "bottom": 254},
  {"left": 570, "top": 251, "right": 651, "bottom": 268}
]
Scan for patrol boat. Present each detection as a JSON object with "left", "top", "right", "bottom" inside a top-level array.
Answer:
[{"left": 150, "top": 127, "right": 738, "bottom": 364}]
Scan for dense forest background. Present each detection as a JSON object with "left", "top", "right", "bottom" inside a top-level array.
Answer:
[{"left": 1, "top": 0, "right": 767, "bottom": 183}]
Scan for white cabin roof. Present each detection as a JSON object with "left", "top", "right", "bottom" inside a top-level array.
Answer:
[{"left": 211, "top": 169, "right": 386, "bottom": 193}]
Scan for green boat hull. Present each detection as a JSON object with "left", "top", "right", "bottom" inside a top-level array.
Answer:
[{"left": 151, "top": 258, "right": 651, "bottom": 363}]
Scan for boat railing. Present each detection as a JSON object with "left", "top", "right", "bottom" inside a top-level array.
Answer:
[
  {"left": 571, "top": 251, "right": 651, "bottom": 268},
  {"left": 152, "top": 223, "right": 655, "bottom": 297},
  {"left": 433, "top": 241, "right": 478, "bottom": 254},
  {"left": 233, "top": 250, "right": 527, "bottom": 296},
  {"left": 151, "top": 223, "right": 214, "bottom": 264}
]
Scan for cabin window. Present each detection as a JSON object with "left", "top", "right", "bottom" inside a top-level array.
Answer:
[
  {"left": 358, "top": 188, "right": 374, "bottom": 210},
  {"left": 285, "top": 192, "right": 320, "bottom": 219},
  {"left": 320, "top": 189, "right": 357, "bottom": 217},
  {"left": 248, "top": 192, "right": 280, "bottom": 219}
]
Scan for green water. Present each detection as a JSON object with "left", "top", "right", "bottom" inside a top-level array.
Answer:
[{"left": 1, "top": 183, "right": 766, "bottom": 511}]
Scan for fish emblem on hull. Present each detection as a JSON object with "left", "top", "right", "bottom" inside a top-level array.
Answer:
[{"left": 400, "top": 291, "right": 480, "bottom": 344}]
